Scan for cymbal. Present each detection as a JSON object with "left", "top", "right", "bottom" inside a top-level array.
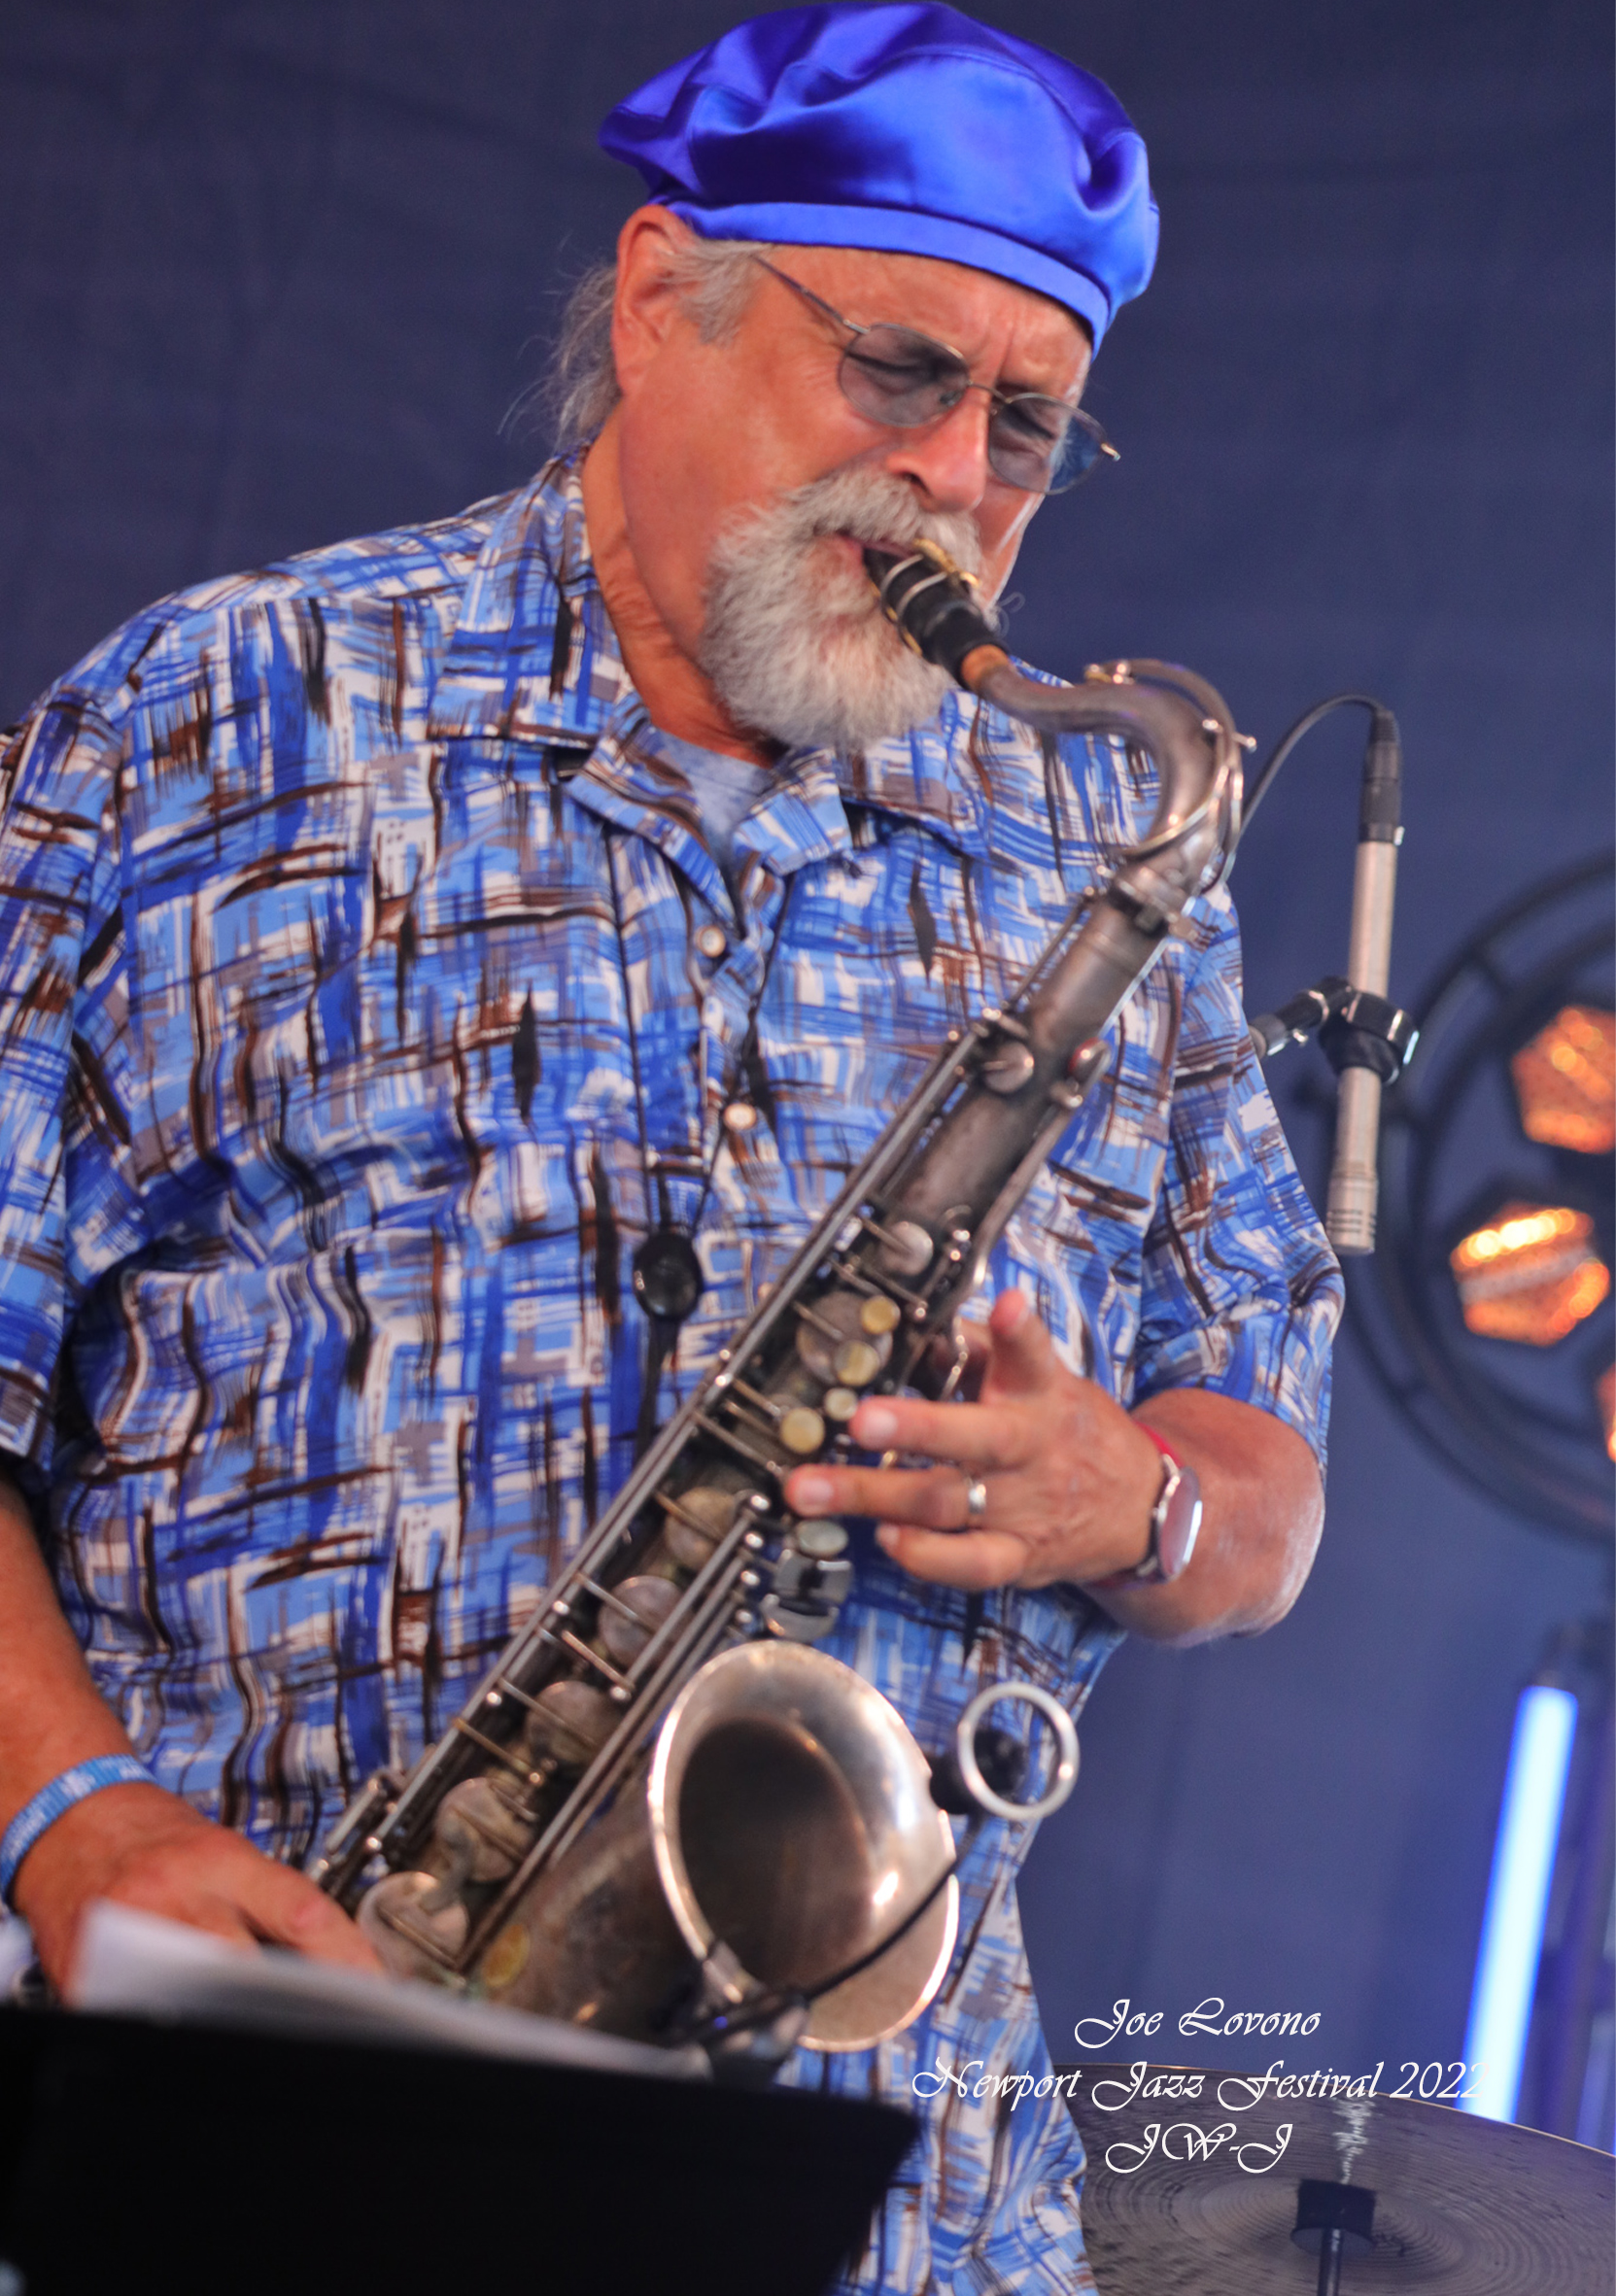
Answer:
[{"left": 1058, "top": 2062, "right": 1614, "bottom": 2295}]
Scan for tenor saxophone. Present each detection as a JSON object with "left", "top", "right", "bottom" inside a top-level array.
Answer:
[{"left": 312, "top": 545, "right": 1244, "bottom": 2073}]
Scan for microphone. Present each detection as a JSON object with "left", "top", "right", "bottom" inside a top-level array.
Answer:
[
  {"left": 1242, "top": 699, "right": 1413, "bottom": 1256},
  {"left": 1324, "top": 706, "right": 1404, "bottom": 1254}
]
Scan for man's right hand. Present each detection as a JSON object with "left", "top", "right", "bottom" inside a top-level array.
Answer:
[{"left": 11, "top": 1780, "right": 384, "bottom": 1996}]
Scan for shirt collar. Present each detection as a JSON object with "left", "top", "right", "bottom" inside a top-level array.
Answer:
[{"left": 426, "top": 457, "right": 989, "bottom": 860}]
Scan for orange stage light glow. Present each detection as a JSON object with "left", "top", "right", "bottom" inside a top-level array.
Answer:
[
  {"left": 1450, "top": 1202, "right": 1610, "bottom": 1346},
  {"left": 1510, "top": 1006, "right": 1616, "bottom": 1155},
  {"left": 1599, "top": 1365, "right": 1616, "bottom": 1462}
]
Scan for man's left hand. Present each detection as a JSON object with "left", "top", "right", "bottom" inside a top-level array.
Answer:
[
  {"left": 784, "top": 1289, "right": 1159, "bottom": 1589},
  {"left": 781, "top": 1288, "right": 1324, "bottom": 1641}
]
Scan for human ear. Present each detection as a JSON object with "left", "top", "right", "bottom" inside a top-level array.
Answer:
[{"left": 609, "top": 206, "right": 703, "bottom": 398}]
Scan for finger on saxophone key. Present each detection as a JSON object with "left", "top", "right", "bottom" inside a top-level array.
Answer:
[
  {"left": 788, "top": 1472, "right": 835, "bottom": 1514},
  {"left": 853, "top": 1404, "right": 900, "bottom": 1446}
]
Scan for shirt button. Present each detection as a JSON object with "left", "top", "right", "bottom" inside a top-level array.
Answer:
[
  {"left": 697, "top": 925, "right": 727, "bottom": 960},
  {"left": 723, "top": 1102, "right": 759, "bottom": 1134}
]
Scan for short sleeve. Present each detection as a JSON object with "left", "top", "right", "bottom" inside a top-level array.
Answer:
[
  {"left": 1132, "top": 888, "right": 1344, "bottom": 1468},
  {"left": 0, "top": 677, "right": 146, "bottom": 1478}
]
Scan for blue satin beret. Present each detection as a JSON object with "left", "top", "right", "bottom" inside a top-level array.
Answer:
[{"left": 599, "top": 4, "right": 1157, "bottom": 351}]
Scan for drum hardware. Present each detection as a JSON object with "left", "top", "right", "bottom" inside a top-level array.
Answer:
[{"left": 1058, "top": 2060, "right": 1615, "bottom": 2294}]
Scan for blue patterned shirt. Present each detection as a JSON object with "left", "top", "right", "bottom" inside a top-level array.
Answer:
[{"left": 0, "top": 457, "right": 1340, "bottom": 2292}]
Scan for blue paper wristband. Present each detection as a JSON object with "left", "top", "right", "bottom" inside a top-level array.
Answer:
[{"left": 0, "top": 1756, "right": 155, "bottom": 1906}]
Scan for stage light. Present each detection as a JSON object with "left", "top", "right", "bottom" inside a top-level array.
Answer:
[
  {"left": 1599, "top": 1366, "right": 1616, "bottom": 1461},
  {"left": 1449, "top": 1203, "right": 1609, "bottom": 1345},
  {"left": 1510, "top": 1006, "right": 1615, "bottom": 1155},
  {"left": 1462, "top": 1683, "right": 1579, "bottom": 2124}
]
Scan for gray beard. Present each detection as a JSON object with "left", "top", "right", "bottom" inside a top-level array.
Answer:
[{"left": 699, "top": 466, "right": 991, "bottom": 753}]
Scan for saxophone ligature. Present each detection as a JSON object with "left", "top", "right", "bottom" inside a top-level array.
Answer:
[{"left": 312, "top": 543, "right": 1246, "bottom": 2074}]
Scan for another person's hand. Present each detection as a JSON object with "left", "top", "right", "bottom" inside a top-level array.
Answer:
[
  {"left": 783, "top": 1287, "right": 1162, "bottom": 1591},
  {"left": 11, "top": 1779, "right": 383, "bottom": 1995}
]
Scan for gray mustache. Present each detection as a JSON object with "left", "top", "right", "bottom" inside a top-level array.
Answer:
[{"left": 780, "top": 468, "right": 984, "bottom": 570}]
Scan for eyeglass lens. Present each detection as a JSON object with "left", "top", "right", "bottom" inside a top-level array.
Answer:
[{"left": 839, "top": 324, "right": 1107, "bottom": 495}]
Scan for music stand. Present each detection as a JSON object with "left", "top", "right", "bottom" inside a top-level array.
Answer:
[{"left": 0, "top": 2006, "right": 915, "bottom": 2296}]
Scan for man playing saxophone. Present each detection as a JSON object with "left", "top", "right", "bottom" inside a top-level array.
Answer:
[{"left": 0, "top": 7, "right": 1339, "bottom": 2286}]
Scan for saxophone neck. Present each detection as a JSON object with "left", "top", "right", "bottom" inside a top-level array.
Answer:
[{"left": 864, "top": 543, "right": 1245, "bottom": 911}]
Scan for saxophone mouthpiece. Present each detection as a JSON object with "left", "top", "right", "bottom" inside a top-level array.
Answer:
[{"left": 864, "top": 542, "right": 1010, "bottom": 694}]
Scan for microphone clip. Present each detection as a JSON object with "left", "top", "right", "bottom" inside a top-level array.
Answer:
[
  {"left": 1248, "top": 974, "right": 1418, "bottom": 1082},
  {"left": 1319, "top": 986, "right": 1419, "bottom": 1083}
]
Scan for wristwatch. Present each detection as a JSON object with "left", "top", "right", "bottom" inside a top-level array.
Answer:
[{"left": 1112, "top": 1425, "right": 1203, "bottom": 1585}]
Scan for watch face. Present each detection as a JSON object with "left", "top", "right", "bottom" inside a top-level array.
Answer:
[{"left": 1156, "top": 1461, "right": 1204, "bottom": 1581}]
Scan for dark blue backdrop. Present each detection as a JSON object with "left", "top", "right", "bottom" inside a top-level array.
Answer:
[{"left": 3, "top": 0, "right": 1611, "bottom": 2089}]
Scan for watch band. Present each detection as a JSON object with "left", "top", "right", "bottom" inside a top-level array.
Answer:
[{"left": 1092, "top": 1423, "right": 1203, "bottom": 1589}]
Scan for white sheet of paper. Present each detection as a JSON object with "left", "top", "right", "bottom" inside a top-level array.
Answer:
[
  {"left": 68, "top": 1900, "right": 707, "bottom": 2080},
  {"left": 0, "top": 1914, "right": 34, "bottom": 2000}
]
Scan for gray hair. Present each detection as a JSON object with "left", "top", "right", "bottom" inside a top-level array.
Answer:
[{"left": 547, "top": 234, "right": 766, "bottom": 449}]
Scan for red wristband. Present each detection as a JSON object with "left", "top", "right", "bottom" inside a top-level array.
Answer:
[
  {"left": 1135, "top": 1422, "right": 1179, "bottom": 1467},
  {"left": 1087, "top": 1421, "right": 1199, "bottom": 1590}
]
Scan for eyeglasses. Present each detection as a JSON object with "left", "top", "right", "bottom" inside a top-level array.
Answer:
[{"left": 752, "top": 256, "right": 1118, "bottom": 497}]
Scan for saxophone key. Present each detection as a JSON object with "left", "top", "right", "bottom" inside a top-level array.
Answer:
[
  {"left": 793, "top": 1290, "right": 893, "bottom": 1385},
  {"left": 766, "top": 1559, "right": 856, "bottom": 1642},
  {"left": 520, "top": 1679, "right": 616, "bottom": 1768},
  {"left": 778, "top": 1405, "right": 826, "bottom": 1455},
  {"left": 597, "top": 1574, "right": 680, "bottom": 1666},
  {"left": 656, "top": 1483, "right": 738, "bottom": 1567},
  {"left": 792, "top": 1518, "right": 848, "bottom": 1559},
  {"left": 872, "top": 1217, "right": 934, "bottom": 1277},
  {"left": 432, "top": 1775, "right": 533, "bottom": 1887},
  {"left": 724, "top": 1379, "right": 823, "bottom": 1458},
  {"left": 833, "top": 1339, "right": 882, "bottom": 1388},
  {"left": 357, "top": 1869, "right": 469, "bottom": 1979},
  {"left": 981, "top": 1043, "right": 1037, "bottom": 1094}
]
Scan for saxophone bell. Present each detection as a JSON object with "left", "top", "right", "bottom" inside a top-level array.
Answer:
[
  {"left": 359, "top": 1642, "right": 961, "bottom": 2061},
  {"left": 647, "top": 1643, "right": 959, "bottom": 2052}
]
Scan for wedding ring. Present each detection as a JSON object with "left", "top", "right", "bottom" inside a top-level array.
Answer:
[{"left": 962, "top": 1474, "right": 989, "bottom": 1523}]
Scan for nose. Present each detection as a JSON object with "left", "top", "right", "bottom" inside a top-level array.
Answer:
[{"left": 878, "top": 389, "right": 995, "bottom": 515}]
